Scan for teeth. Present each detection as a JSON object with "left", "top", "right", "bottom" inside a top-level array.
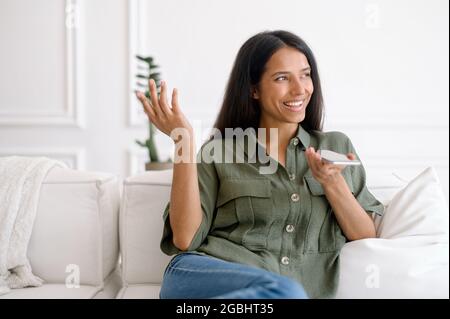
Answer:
[{"left": 284, "top": 101, "right": 303, "bottom": 107}]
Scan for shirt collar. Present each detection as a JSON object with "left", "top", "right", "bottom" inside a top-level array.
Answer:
[
  {"left": 294, "top": 124, "right": 311, "bottom": 150},
  {"left": 237, "top": 123, "right": 311, "bottom": 158}
]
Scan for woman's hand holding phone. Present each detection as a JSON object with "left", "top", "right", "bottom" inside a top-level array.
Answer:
[{"left": 305, "top": 147, "right": 358, "bottom": 187}]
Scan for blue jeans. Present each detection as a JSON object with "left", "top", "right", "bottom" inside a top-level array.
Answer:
[{"left": 159, "top": 252, "right": 308, "bottom": 299}]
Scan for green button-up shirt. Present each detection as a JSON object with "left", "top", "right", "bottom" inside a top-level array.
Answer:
[{"left": 161, "top": 124, "right": 384, "bottom": 299}]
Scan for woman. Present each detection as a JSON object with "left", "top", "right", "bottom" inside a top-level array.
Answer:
[{"left": 136, "top": 30, "right": 384, "bottom": 299}]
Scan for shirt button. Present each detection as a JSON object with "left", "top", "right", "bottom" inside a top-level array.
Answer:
[
  {"left": 286, "top": 224, "right": 295, "bottom": 233},
  {"left": 292, "top": 138, "right": 299, "bottom": 146},
  {"left": 289, "top": 174, "right": 296, "bottom": 181},
  {"left": 281, "top": 256, "right": 290, "bottom": 265},
  {"left": 291, "top": 193, "right": 300, "bottom": 202}
]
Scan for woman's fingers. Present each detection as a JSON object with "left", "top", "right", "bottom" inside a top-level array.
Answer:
[
  {"left": 136, "top": 79, "right": 191, "bottom": 140},
  {"left": 148, "top": 79, "right": 161, "bottom": 115},
  {"left": 159, "top": 80, "right": 172, "bottom": 115},
  {"left": 171, "top": 88, "right": 179, "bottom": 112},
  {"left": 312, "top": 152, "right": 324, "bottom": 174},
  {"left": 305, "top": 148, "right": 350, "bottom": 186},
  {"left": 136, "top": 91, "right": 156, "bottom": 118},
  {"left": 306, "top": 147, "right": 336, "bottom": 177}
]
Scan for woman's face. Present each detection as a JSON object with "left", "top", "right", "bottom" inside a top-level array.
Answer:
[{"left": 253, "top": 46, "right": 314, "bottom": 127}]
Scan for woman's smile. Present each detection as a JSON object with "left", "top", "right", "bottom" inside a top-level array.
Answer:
[
  {"left": 254, "top": 47, "right": 314, "bottom": 125},
  {"left": 282, "top": 99, "right": 305, "bottom": 112}
]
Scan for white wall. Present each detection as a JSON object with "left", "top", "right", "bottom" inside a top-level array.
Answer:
[
  {"left": 0, "top": 0, "right": 135, "bottom": 174},
  {"left": 0, "top": 0, "right": 448, "bottom": 200}
]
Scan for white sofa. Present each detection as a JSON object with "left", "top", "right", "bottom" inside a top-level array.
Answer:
[
  {"left": 117, "top": 167, "right": 449, "bottom": 299},
  {"left": 0, "top": 166, "right": 122, "bottom": 299},
  {"left": 1, "top": 166, "right": 448, "bottom": 298},
  {"left": 116, "top": 169, "right": 173, "bottom": 299}
]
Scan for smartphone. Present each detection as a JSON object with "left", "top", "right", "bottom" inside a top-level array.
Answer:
[{"left": 318, "top": 150, "right": 361, "bottom": 166}]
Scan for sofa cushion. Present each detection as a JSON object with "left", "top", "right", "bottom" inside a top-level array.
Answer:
[
  {"left": 27, "top": 167, "right": 120, "bottom": 286},
  {"left": 92, "top": 266, "right": 123, "bottom": 299},
  {"left": 116, "top": 284, "right": 160, "bottom": 299},
  {"left": 0, "top": 284, "right": 101, "bottom": 299},
  {"left": 120, "top": 170, "right": 173, "bottom": 286}
]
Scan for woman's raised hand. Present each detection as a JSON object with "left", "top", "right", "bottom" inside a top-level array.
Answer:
[{"left": 135, "top": 79, "right": 193, "bottom": 142}]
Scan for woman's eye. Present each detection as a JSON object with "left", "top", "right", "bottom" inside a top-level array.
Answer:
[{"left": 276, "top": 73, "right": 311, "bottom": 81}]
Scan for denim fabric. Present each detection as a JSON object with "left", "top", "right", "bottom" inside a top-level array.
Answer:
[{"left": 159, "top": 253, "right": 308, "bottom": 299}]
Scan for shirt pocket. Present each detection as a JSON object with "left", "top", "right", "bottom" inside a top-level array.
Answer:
[
  {"left": 215, "top": 178, "right": 272, "bottom": 250},
  {"left": 304, "top": 175, "right": 350, "bottom": 253}
]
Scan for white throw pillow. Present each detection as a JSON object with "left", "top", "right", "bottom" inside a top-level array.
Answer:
[
  {"left": 337, "top": 237, "right": 449, "bottom": 298},
  {"left": 336, "top": 167, "right": 449, "bottom": 299},
  {"left": 377, "top": 167, "right": 449, "bottom": 241}
]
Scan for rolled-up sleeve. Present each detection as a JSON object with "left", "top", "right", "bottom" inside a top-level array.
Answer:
[
  {"left": 160, "top": 146, "right": 219, "bottom": 255},
  {"left": 346, "top": 138, "right": 385, "bottom": 216}
]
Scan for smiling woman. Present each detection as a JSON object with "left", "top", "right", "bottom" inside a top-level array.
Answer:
[
  {"left": 271, "top": 67, "right": 312, "bottom": 113},
  {"left": 213, "top": 30, "right": 323, "bottom": 136},
  {"left": 136, "top": 30, "right": 384, "bottom": 299},
  {"left": 255, "top": 47, "right": 313, "bottom": 121}
]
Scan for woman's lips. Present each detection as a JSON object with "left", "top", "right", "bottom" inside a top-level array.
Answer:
[{"left": 282, "top": 100, "right": 304, "bottom": 112}]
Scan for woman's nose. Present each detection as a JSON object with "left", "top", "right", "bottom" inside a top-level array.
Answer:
[{"left": 291, "top": 78, "right": 306, "bottom": 95}]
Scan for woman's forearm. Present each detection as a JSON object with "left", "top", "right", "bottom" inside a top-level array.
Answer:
[
  {"left": 169, "top": 136, "right": 203, "bottom": 251},
  {"left": 135, "top": 79, "right": 202, "bottom": 250},
  {"left": 322, "top": 174, "right": 376, "bottom": 241}
]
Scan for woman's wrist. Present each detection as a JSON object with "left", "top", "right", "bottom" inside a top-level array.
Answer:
[
  {"left": 170, "top": 126, "right": 193, "bottom": 142},
  {"left": 172, "top": 129, "right": 196, "bottom": 164},
  {"left": 321, "top": 173, "right": 347, "bottom": 193}
]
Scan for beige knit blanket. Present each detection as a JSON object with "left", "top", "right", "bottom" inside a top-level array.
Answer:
[{"left": 0, "top": 156, "right": 66, "bottom": 295}]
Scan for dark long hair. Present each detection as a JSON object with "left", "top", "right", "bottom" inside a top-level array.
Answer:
[{"left": 213, "top": 30, "right": 324, "bottom": 135}]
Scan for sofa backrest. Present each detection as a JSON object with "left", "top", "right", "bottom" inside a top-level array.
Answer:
[
  {"left": 120, "top": 170, "right": 173, "bottom": 285},
  {"left": 365, "top": 171, "right": 407, "bottom": 206},
  {"left": 29, "top": 167, "right": 120, "bottom": 286}
]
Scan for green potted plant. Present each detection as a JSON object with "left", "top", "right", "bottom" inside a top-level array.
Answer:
[{"left": 135, "top": 55, "right": 173, "bottom": 170}]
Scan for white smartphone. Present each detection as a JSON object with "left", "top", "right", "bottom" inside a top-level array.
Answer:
[{"left": 318, "top": 150, "right": 361, "bottom": 166}]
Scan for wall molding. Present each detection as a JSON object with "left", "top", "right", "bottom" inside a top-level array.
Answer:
[
  {"left": 0, "top": 0, "right": 84, "bottom": 127},
  {"left": 128, "top": 0, "right": 148, "bottom": 128},
  {"left": 0, "top": 147, "right": 86, "bottom": 170}
]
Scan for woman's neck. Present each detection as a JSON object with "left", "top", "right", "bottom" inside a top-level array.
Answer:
[
  {"left": 258, "top": 121, "right": 298, "bottom": 159},
  {"left": 258, "top": 120, "right": 298, "bottom": 149}
]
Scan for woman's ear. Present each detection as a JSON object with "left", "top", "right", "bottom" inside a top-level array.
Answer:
[{"left": 251, "top": 87, "right": 259, "bottom": 99}]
